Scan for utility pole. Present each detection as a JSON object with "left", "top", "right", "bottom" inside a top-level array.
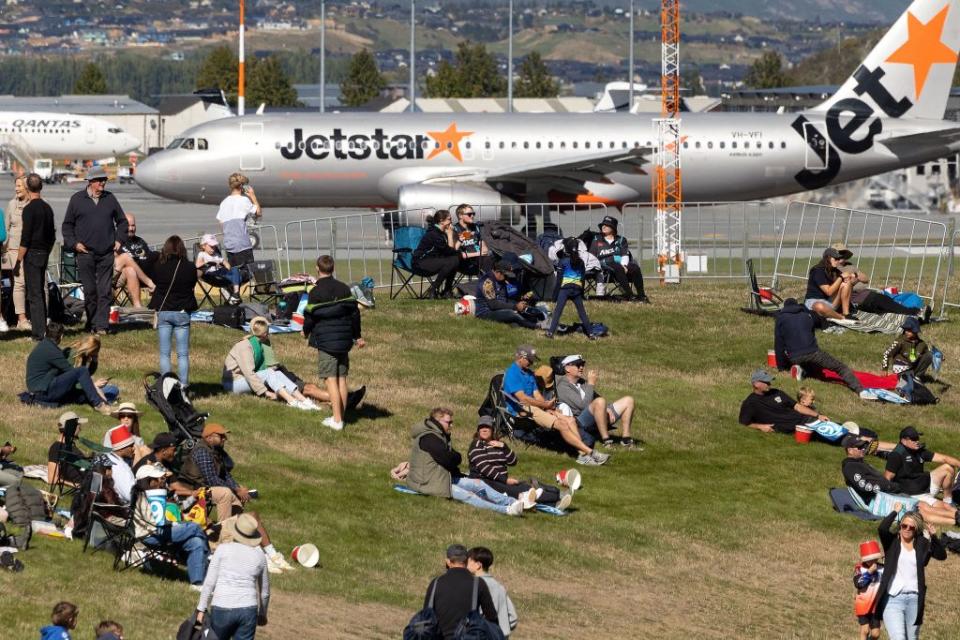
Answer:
[
  {"left": 238, "top": 0, "right": 246, "bottom": 116},
  {"left": 628, "top": 0, "right": 634, "bottom": 112},
  {"left": 508, "top": 0, "right": 513, "bottom": 112},
  {"left": 654, "top": 0, "right": 683, "bottom": 283},
  {"left": 320, "top": 0, "right": 325, "bottom": 113},
  {"left": 409, "top": 0, "right": 416, "bottom": 112}
]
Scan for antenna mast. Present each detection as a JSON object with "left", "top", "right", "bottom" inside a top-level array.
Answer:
[{"left": 654, "top": 0, "right": 682, "bottom": 282}]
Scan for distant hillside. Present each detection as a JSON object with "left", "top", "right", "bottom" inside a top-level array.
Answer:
[{"left": 630, "top": 0, "right": 907, "bottom": 23}]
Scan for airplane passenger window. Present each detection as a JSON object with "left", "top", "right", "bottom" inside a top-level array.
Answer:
[
  {"left": 108, "top": 127, "right": 122, "bottom": 134},
  {"left": 198, "top": 139, "right": 208, "bottom": 150},
  {"left": 585, "top": 142, "right": 590, "bottom": 149},
  {"left": 547, "top": 142, "right": 553, "bottom": 149},
  {"left": 572, "top": 142, "right": 578, "bottom": 149},
  {"left": 707, "top": 142, "right": 713, "bottom": 149},
  {"left": 695, "top": 141, "right": 701, "bottom": 149},
  {"left": 511, "top": 142, "right": 517, "bottom": 149},
  {"left": 465, "top": 142, "right": 471, "bottom": 149},
  {"left": 621, "top": 142, "right": 627, "bottom": 149},
  {"left": 768, "top": 141, "right": 774, "bottom": 149},
  {"left": 535, "top": 142, "right": 541, "bottom": 149},
  {"left": 522, "top": 142, "right": 529, "bottom": 149},
  {"left": 719, "top": 142, "right": 725, "bottom": 149},
  {"left": 683, "top": 142, "right": 688, "bottom": 149},
  {"left": 485, "top": 141, "right": 490, "bottom": 149},
  {"left": 732, "top": 142, "right": 737, "bottom": 149},
  {"left": 780, "top": 142, "right": 786, "bottom": 149},
  {"left": 560, "top": 142, "right": 566, "bottom": 149},
  {"left": 609, "top": 141, "right": 615, "bottom": 148},
  {"left": 181, "top": 139, "right": 195, "bottom": 150},
  {"left": 499, "top": 141, "right": 504, "bottom": 149}
]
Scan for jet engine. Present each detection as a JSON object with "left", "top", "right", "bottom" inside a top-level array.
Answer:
[{"left": 397, "top": 183, "right": 515, "bottom": 215}]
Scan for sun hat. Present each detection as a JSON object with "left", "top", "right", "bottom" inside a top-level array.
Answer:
[
  {"left": 830, "top": 242, "right": 854, "bottom": 260},
  {"left": 110, "top": 402, "right": 142, "bottom": 418},
  {"left": 200, "top": 233, "right": 218, "bottom": 247},
  {"left": 86, "top": 166, "right": 108, "bottom": 181},
  {"left": 859, "top": 540, "right": 883, "bottom": 562},
  {"left": 108, "top": 426, "right": 135, "bottom": 451},
  {"left": 598, "top": 215, "right": 619, "bottom": 231},
  {"left": 225, "top": 513, "right": 262, "bottom": 547},
  {"left": 202, "top": 423, "right": 230, "bottom": 438},
  {"left": 57, "top": 411, "right": 88, "bottom": 428},
  {"left": 134, "top": 463, "right": 168, "bottom": 481}
]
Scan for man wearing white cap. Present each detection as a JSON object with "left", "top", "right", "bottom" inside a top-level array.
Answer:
[
  {"left": 62, "top": 166, "right": 129, "bottom": 334},
  {"left": 555, "top": 353, "right": 637, "bottom": 448}
]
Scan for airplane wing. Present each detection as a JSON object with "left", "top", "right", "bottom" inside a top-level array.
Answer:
[
  {"left": 878, "top": 128, "right": 960, "bottom": 157},
  {"left": 480, "top": 147, "right": 652, "bottom": 189}
]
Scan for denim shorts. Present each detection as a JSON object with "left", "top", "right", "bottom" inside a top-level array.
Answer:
[{"left": 804, "top": 298, "right": 828, "bottom": 311}]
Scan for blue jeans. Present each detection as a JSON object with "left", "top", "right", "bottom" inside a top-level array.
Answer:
[
  {"left": 39, "top": 367, "right": 104, "bottom": 407},
  {"left": 210, "top": 605, "right": 259, "bottom": 640},
  {"left": 882, "top": 591, "right": 920, "bottom": 640},
  {"left": 143, "top": 521, "right": 208, "bottom": 585},
  {"left": 450, "top": 477, "right": 516, "bottom": 515},
  {"left": 157, "top": 311, "right": 191, "bottom": 385}
]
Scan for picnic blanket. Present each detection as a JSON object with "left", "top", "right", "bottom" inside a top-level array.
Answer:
[
  {"left": 189, "top": 310, "right": 301, "bottom": 334},
  {"left": 844, "top": 310, "right": 910, "bottom": 334}
]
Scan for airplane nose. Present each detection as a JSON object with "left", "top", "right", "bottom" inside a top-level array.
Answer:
[{"left": 134, "top": 153, "right": 167, "bottom": 194}]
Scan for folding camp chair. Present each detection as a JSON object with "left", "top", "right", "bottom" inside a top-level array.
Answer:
[
  {"left": 246, "top": 260, "right": 282, "bottom": 307},
  {"left": 486, "top": 374, "right": 564, "bottom": 450},
  {"left": 49, "top": 417, "right": 90, "bottom": 497},
  {"left": 59, "top": 246, "right": 82, "bottom": 298},
  {"left": 389, "top": 226, "right": 438, "bottom": 299},
  {"left": 191, "top": 243, "right": 222, "bottom": 308},
  {"left": 742, "top": 258, "right": 783, "bottom": 316}
]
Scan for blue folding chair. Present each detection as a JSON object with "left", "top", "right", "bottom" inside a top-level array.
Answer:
[{"left": 390, "top": 226, "right": 434, "bottom": 299}]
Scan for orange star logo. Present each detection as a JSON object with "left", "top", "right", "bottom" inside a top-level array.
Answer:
[
  {"left": 886, "top": 5, "right": 958, "bottom": 100},
  {"left": 426, "top": 123, "right": 474, "bottom": 162}
]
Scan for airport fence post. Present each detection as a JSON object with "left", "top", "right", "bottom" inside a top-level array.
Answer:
[{"left": 330, "top": 220, "right": 338, "bottom": 261}]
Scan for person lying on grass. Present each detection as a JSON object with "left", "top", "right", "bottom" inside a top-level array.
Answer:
[
  {"left": 406, "top": 407, "right": 534, "bottom": 517},
  {"left": 739, "top": 369, "right": 894, "bottom": 449},
  {"left": 467, "top": 415, "right": 573, "bottom": 511},
  {"left": 222, "top": 315, "right": 321, "bottom": 411},
  {"left": 841, "top": 435, "right": 960, "bottom": 527}
]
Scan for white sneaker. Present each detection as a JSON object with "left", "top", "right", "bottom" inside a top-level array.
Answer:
[
  {"left": 556, "top": 492, "right": 573, "bottom": 512},
  {"left": 506, "top": 501, "right": 524, "bottom": 516},
  {"left": 590, "top": 450, "right": 610, "bottom": 464},
  {"left": 302, "top": 399, "right": 322, "bottom": 411},
  {"left": 189, "top": 584, "right": 203, "bottom": 592},
  {"left": 322, "top": 416, "right": 344, "bottom": 431},
  {"left": 829, "top": 317, "right": 858, "bottom": 327},
  {"left": 270, "top": 552, "right": 294, "bottom": 571},
  {"left": 520, "top": 488, "right": 537, "bottom": 509},
  {"left": 859, "top": 390, "right": 879, "bottom": 401},
  {"left": 0, "top": 319, "right": 8, "bottom": 333}
]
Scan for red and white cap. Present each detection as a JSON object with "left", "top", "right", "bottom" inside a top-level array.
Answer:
[
  {"left": 859, "top": 540, "right": 883, "bottom": 562},
  {"left": 109, "top": 426, "right": 136, "bottom": 451}
]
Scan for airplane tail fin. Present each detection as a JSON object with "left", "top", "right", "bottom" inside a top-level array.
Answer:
[{"left": 814, "top": 0, "right": 960, "bottom": 120}]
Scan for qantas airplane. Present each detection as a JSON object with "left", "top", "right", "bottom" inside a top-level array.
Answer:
[
  {"left": 0, "top": 112, "right": 141, "bottom": 161},
  {"left": 135, "top": 0, "right": 960, "bottom": 211}
]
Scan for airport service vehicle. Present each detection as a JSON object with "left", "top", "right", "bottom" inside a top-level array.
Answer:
[{"left": 136, "top": 0, "right": 960, "bottom": 211}]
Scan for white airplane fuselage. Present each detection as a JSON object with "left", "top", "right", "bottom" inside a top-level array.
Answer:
[
  {"left": 0, "top": 111, "right": 141, "bottom": 160},
  {"left": 134, "top": 110, "right": 960, "bottom": 208}
]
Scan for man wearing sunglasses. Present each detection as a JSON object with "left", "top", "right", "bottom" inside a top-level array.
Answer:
[
  {"left": 453, "top": 204, "right": 490, "bottom": 276},
  {"left": 555, "top": 354, "right": 637, "bottom": 448}
]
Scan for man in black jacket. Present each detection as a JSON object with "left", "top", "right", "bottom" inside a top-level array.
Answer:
[
  {"left": 774, "top": 298, "right": 870, "bottom": 398},
  {"left": 16, "top": 173, "right": 56, "bottom": 341},
  {"left": 24, "top": 323, "right": 111, "bottom": 414},
  {"left": 474, "top": 262, "right": 540, "bottom": 329},
  {"left": 842, "top": 435, "right": 960, "bottom": 526},
  {"left": 303, "top": 255, "right": 366, "bottom": 431},
  {"left": 61, "top": 166, "right": 129, "bottom": 334},
  {"left": 424, "top": 544, "right": 500, "bottom": 640}
]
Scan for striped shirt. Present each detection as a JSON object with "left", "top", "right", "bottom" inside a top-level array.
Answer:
[
  {"left": 197, "top": 542, "right": 270, "bottom": 613},
  {"left": 468, "top": 438, "right": 517, "bottom": 483}
]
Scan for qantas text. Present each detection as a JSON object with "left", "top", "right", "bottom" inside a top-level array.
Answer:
[{"left": 280, "top": 128, "right": 431, "bottom": 161}]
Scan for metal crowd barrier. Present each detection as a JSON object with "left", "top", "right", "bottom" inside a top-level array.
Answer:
[{"left": 772, "top": 201, "right": 949, "bottom": 311}]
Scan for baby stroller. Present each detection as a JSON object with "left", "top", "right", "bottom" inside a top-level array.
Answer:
[{"left": 143, "top": 372, "right": 207, "bottom": 447}]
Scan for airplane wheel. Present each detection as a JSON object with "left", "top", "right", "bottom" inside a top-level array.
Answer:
[{"left": 248, "top": 231, "right": 261, "bottom": 250}]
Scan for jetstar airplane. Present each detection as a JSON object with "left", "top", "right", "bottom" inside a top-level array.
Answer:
[
  {"left": 0, "top": 112, "right": 141, "bottom": 160},
  {"left": 136, "top": 0, "right": 960, "bottom": 211}
]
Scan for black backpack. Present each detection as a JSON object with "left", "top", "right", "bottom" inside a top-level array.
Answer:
[
  {"left": 3, "top": 482, "right": 47, "bottom": 526},
  {"left": 453, "top": 578, "right": 505, "bottom": 640},
  {"left": 403, "top": 580, "right": 442, "bottom": 640}
]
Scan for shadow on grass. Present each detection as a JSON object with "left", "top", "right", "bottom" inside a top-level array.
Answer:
[
  {"left": 185, "top": 381, "right": 228, "bottom": 400},
  {"left": 350, "top": 402, "right": 393, "bottom": 422}
]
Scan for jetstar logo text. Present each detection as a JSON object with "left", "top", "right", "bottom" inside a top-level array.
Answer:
[{"left": 280, "top": 123, "right": 474, "bottom": 162}]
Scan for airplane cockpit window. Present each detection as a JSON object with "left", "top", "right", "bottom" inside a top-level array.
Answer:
[
  {"left": 108, "top": 127, "right": 123, "bottom": 134},
  {"left": 167, "top": 138, "right": 184, "bottom": 149},
  {"left": 197, "top": 138, "right": 208, "bottom": 150},
  {"left": 181, "top": 139, "right": 195, "bottom": 150}
]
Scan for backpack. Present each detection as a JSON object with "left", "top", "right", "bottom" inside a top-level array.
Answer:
[
  {"left": 896, "top": 372, "right": 937, "bottom": 405},
  {"left": 3, "top": 482, "right": 47, "bottom": 526},
  {"left": 403, "top": 579, "right": 442, "bottom": 640},
  {"left": 453, "top": 578, "right": 506, "bottom": 640},
  {"left": 176, "top": 611, "right": 220, "bottom": 640}
]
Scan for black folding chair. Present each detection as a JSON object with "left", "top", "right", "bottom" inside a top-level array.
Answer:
[
  {"left": 246, "top": 260, "right": 282, "bottom": 307},
  {"left": 49, "top": 417, "right": 89, "bottom": 497},
  {"left": 742, "top": 258, "right": 783, "bottom": 316},
  {"left": 191, "top": 243, "right": 222, "bottom": 308},
  {"left": 486, "top": 373, "right": 563, "bottom": 450}
]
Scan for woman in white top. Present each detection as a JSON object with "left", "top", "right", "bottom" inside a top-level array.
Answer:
[
  {"left": 196, "top": 513, "right": 270, "bottom": 640},
  {"left": 876, "top": 505, "right": 946, "bottom": 640},
  {"left": 216, "top": 173, "right": 261, "bottom": 269},
  {"left": 2, "top": 175, "right": 28, "bottom": 330}
]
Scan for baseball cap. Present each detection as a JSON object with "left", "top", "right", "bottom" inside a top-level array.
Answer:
[
  {"left": 200, "top": 233, "right": 219, "bottom": 247},
  {"left": 202, "top": 423, "right": 230, "bottom": 438},
  {"left": 134, "top": 463, "right": 169, "bottom": 481},
  {"left": 750, "top": 369, "right": 775, "bottom": 384},
  {"left": 493, "top": 261, "right": 515, "bottom": 277},
  {"left": 150, "top": 432, "right": 178, "bottom": 450},
  {"left": 515, "top": 344, "right": 538, "bottom": 361},
  {"left": 841, "top": 434, "right": 869, "bottom": 450},
  {"left": 477, "top": 415, "right": 495, "bottom": 429},
  {"left": 901, "top": 317, "right": 920, "bottom": 334},
  {"left": 830, "top": 242, "right": 854, "bottom": 259},
  {"left": 899, "top": 426, "right": 922, "bottom": 441},
  {"left": 823, "top": 247, "right": 842, "bottom": 259},
  {"left": 57, "top": 411, "right": 88, "bottom": 428},
  {"left": 561, "top": 354, "right": 585, "bottom": 367}
]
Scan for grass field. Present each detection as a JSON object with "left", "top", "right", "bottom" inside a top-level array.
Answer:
[{"left": 2, "top": 281, "right": 960, "bottom": 639}]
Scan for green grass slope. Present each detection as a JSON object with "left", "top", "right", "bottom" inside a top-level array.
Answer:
[{"left": 2, "top": 282, "right": 959, "bottom": 638}]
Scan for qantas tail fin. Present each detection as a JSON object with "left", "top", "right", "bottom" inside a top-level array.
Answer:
[{"left": 814, "top": 0, "right": 960, "bottom": 120}]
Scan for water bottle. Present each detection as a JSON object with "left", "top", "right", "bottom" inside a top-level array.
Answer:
[{"left": 596, "top": 280, "right": 606, "bottom": 297}]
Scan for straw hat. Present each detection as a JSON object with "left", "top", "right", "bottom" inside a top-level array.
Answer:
[
  {"left": 223, "top": 513, "right": 262, "bottom": 547},
  {"left": 110, "top": 402, "right": 142, "bottom": 418}
]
